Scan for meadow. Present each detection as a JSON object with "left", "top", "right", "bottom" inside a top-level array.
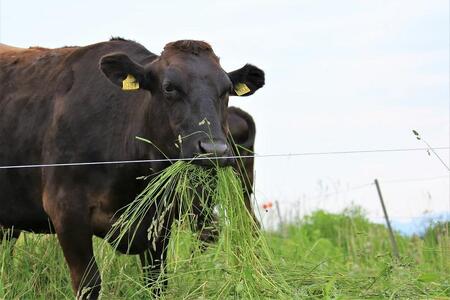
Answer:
[
  {"left": 1, "top": 209, "right": 448, "bottom": 299},
  {"left": 0, "top": 163, "right": 449, "bottom": 299}
]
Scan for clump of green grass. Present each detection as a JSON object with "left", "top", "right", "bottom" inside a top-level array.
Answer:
[
  {"left": 267, "top": 209, "right": 450, "bottom": 298},
  {"left": 102, "top": 161, "right": 293, "bottom": 298}
]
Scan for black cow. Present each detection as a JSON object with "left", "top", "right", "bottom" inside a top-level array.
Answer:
[
  {"left": 0, "top": 106, "right": 260, "bottom": 254},
  {"left": 0, "top": 39, "right": 264, "bottom": 299}
]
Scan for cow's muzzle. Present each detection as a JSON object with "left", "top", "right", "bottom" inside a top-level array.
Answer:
[{"left": 193, "top": 140, "right": 234, "bottom": 167}]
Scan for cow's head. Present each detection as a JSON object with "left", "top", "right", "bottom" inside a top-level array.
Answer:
[{"left": 99, "top": 40, "right": 264, "bottom": 166}]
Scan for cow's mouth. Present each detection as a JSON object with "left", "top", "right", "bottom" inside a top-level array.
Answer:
[
  {"left": 190, "top": 153, "right": 235, "bottom": 168},
  {"left": 180, "top": 139, "right": 234, "bottom": 167}
]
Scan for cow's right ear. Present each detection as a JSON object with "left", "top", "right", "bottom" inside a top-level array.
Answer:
[
  {"left": 228, "top": 64, "right": 265, "bottom": 97},
  {"left": 99, "top": 53, "right": 152, "bottom": 91}
]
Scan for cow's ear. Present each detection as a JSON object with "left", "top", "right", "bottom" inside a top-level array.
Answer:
[
  {"left": 228, "top": 64, "right": 265, "bottom": 97},
  {"left": 99, "top": 53, "right": 152, "bottom": 91}
]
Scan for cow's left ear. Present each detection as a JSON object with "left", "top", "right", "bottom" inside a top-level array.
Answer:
[
  {"left": 99, "top": 52, "right": 152, "bottom": 91},
  {"left": 228, "top": 64, "right": 265, "bottom": 97}
]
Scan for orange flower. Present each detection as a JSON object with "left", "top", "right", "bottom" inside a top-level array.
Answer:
[{"left": 262, "top": 201, "right": 273, "bottom": 212}]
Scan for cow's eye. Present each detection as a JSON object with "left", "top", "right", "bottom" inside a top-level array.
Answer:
[{"left": 163, "top": 83, "right": 176, "bottom": 93}]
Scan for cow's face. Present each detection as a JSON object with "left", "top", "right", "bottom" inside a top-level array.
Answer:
[{"left": 99, "top": 40, "right": 264, "bottom": 166}]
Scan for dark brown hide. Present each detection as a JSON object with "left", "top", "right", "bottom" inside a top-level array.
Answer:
[{"left": 0, "top": 39, "right": 264, "bottom": 298}]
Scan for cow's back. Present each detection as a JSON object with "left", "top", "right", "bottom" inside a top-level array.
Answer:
[
  {"left": 1, "top": 44, "right": 78, "bottom": 163},
  {"left": 0, "top": 40, "right": 157, "bottom": 232}
]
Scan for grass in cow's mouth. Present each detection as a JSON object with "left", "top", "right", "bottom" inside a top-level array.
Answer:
[{"left": 100, "top": 161, "right": 293, "bottom": 298}]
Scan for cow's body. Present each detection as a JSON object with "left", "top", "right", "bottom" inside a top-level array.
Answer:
[
  {"left": 0, "top": 41, "right": 159, "bottom": 235},
  {"left": 0, "top": 39, "right": 264, "bottom": 298},
  {"left": 0, "top": 104, "right": 259, "bottom": 245}
]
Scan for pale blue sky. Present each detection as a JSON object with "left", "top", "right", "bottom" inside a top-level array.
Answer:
[{"left": 1, "top": 0, "right": 449, "bottom": 224}]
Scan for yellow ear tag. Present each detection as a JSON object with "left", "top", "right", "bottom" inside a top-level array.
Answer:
[
  {"left": 234, "top": 83, "right": 251, "bottom": 96},
  {"left": 122, "top": 74, "right": 140, "bottom": 90}
]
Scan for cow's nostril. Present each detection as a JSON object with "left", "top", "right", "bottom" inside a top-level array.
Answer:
[{"left": 199, "top": 141, "right": 228, "bottom": 156}]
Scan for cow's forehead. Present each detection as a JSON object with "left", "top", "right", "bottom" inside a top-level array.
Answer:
[
  {"left": 161, "top": 40, "right": 219, "bottom": 60},
  {"left": 160, "top": 53, "right": 227, "bottom": 82},
  {"left": 162, "top": 50, "right": 219, "bottom": 67}
]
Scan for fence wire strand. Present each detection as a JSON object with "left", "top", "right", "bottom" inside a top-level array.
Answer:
[{"left": 0, "top": 146, "right": 448, "bottom": 170}]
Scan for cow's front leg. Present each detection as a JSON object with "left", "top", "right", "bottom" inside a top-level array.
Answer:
[
  {"left": 44, "top": 191, "right": 101, "bottom": 299},
  {"left": 57, "top": 222, "right": 100, "bottom": 299}
]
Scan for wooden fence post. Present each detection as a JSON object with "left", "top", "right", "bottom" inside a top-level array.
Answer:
[{"left": 374, "top": 179, "right": 400, "bottom": 259}]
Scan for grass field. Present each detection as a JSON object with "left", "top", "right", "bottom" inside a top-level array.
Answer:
[{"left": 1, "top": 207, "right": 448, "bottom": 299}]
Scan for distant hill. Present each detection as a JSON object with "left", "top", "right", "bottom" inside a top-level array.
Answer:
[{"left": 387, "top": 212, "right": 450, "bottom": 236}]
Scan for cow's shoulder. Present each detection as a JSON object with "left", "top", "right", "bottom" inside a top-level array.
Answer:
[
  {"left": 0, "top": 38, "right": 155, "bottom": 69},
  {"left": 0, "top": 39, "right": 156, "bottom": 101}
]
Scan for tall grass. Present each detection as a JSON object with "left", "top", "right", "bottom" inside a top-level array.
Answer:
[
  {"left": 0, "top": 162, "right": 448, "bottom": 299},
  {"left": 99, "top": 161, "right": 293, "bottom": 298},
  {"left": 268, "top": 209, "right": 450, "bottom": 298}
]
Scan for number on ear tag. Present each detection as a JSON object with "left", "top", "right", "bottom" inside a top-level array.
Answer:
[{"left": 234, "top": 83, "right": 251, "bottom": 96}]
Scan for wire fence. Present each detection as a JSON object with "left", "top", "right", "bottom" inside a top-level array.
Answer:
[
  {"left": 256, "top": 172, "right": 449, "bottom": 236},
  {"left": 0, "top": 146, "right": 448, "bottom": 169},
  {"left": 1, "top": 145, "right": 449, "bottom": 236}
]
